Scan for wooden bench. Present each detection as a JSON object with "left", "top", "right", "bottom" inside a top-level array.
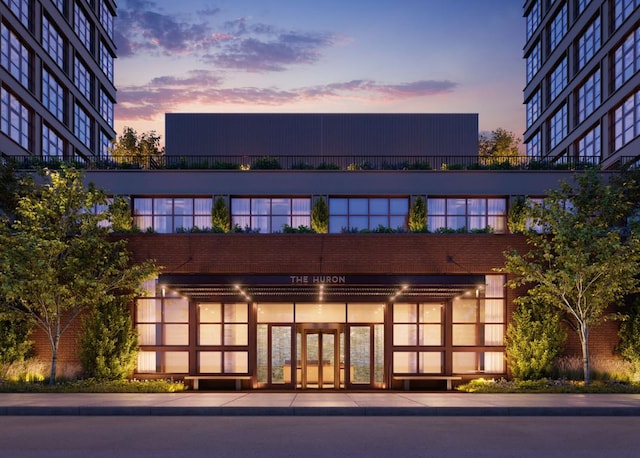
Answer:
[
  {"left": 393, "top": 375, "right": 462, "bottom": 391},
  {"left": 184, "top": 375, "right": 251, "bottom": 391}
]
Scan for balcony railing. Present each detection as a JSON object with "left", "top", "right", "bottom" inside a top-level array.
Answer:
[{"left": 2, "top": 154, "right": 634, "bottom": 171}]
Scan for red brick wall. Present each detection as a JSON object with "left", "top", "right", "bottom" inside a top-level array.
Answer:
[{"left": 122, "top": 233, "right": 531, "bottom": 275}]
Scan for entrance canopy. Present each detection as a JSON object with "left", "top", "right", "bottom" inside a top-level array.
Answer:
[{"left": 158, "top": 274, "right": 486, "bottom": 302}]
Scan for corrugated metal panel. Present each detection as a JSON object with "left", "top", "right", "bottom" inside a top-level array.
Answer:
[{"left": 165, "top": 113, "right": 478, "bottom": 157}]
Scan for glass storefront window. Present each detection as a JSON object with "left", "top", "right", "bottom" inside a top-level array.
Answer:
[
  {"left": 296, "top": 303, "right": 346, "bottom": 323},
  {"left": 257, "top": 303, "right": 294, "bottom": 323},
  {"left": 348, "top": 303, "right": 384, "bottom": 323}
]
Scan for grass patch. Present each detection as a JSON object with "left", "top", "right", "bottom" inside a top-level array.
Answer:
[
  {"left": 457, "top": 377, "right": 640, "bottom": 393},
  {"left": 0, "top": 378, "right": 187, "bottom": 393}
]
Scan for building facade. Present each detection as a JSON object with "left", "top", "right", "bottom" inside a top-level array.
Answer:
[
  {"left": 0, "top": 0, "right": 116, "bottom": 160},
  {"left": 63, "top": 113, "right": 616, "bottom": 390},
  {"left": 523, "top": 0, "right": 640, "bottom": 169}
]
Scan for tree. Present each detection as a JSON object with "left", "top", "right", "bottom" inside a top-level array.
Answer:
[
  {"left": 311, "top": 197, "right": 329, "bottom": 233},
  {"left": 211, "top": 196, "right": 230, "bottom": 233},
  {"left": 478, "top": 128, "right": 522, "bottom": 159},
  {"left": 79, "top": 297, "right": 138, "bottom": 380},
  {"left": 0, "top": 159, "right": 32, "bottom": 221},
  {"left": 408, "top": 196, "right": 427, "bottom": 232},
  {"left": 500, "top": 171, "right": 640, "bottom": 384},
  {"left": 110, "top": 127, "right": 164, "bottom": 167},
  {"left": 0, "top": 167, "right": 158, "bottom": 384},
  {"left": 505, "top": 298, "right": 566, "bottom": 380}
]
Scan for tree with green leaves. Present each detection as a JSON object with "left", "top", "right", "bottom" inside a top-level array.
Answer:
[
  {"left": 408, "top": 196, "right": 427, "bottom": 232},
  {"left": 500, "top": 170, "right": 640, "bottom": 384},
  {"left": 0, "top": 167, "right": 158, "bottom": 384},
  {"left": 211, "top": 196, "right": 230, "bottom": 232},
  {"left": 311, "top": 197, "right": 329, "bottom": 234},
  {"left": 505, "top": 298, "right": 566, "bottom": 380},
  {"left": 479, "top": 128, "right": 522, "bottom": 160},
  {"left": 79, "top": 297, "right": 138, "bottom": 380},
  {"left": 110, "top": 127, "right": 164, "bottom": 167}
]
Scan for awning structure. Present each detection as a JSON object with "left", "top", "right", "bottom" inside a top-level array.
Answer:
[{"left": 158, "top": 274, "right": 486, "bottom": 302}]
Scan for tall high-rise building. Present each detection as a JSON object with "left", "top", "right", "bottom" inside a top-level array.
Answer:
[
  {"left": 0, "top": 0, "right": 116, "bottom": 160},
  {"left": 523, "top": 0, "right": 640, "bottom": 169}
]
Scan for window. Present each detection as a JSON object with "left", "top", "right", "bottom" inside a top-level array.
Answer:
[
  {"left": 577, "top": 0, "right": 590, "bottom": 14},
  {"left": 99, "top": 129, "right": 111, "bottom": 157},
  {"left": 42, "top": 123, "right": 64, "bottom": 158},
  {"left": 52, "top": 0, "right": 64, "bottom": 13},
  {"left": 197, "top": 303, "right": 249, "bottom": 374},
  {"left": 42, "top": 68, "right": 65, "bottom": 122},
  {"left": 526, "top": 41, "right": 541, "bottom": 83},
  {"left": 393, "top": 303, "right": 444, "bottom": 374},
  {"left": 74, "top": 56, "right": 92, "bottom": 101},
  {"left": 74, "top": 3, "right": 91, "bottom": 51},
  {"left": 577, "top": 124, "right": 600, "bottom": 163},
  {"left": 1, "top": 23, "right": 30, "bottom": 89},
  {"left": 577, "top": 16, "right": 600, "bottom": 70},
  {"left": 549, "top": 3, "right": 568, "bottom": 51},
  {"left": 99, "top": 89, "right": 113, "bottom": 125},
  {"left": 42, "top": 16, "right": 65, "bottom": 69},
  {"left": 329, "top": 197, "right": 408, "bottom": 233},
  {"left": 99, "top": 0, "right": 114, "bottom": 39},
  {"left": 527, "top": 130, "right": 541, "bottom": 158},
  {"left": 577, "top": 69, "right": 600, "bottom": 123},
  {"left": 549, "top": 104, "right": 567, "bottom": 149},
  {"left": 526, "top": 88, "right": 540, "bottom": 128},
  {"left": 74, "top": 103, "right": 91, "bottom": 146},
  {"left": 99, "top": 41, "right": 114, "bottom": 82},
  {"left": 427, "top": 198, "right": 506, "bottom": 233},
  {"left": 133, "top": 197, "right": 213, "bottom": 232},
  {"left": 2, "top": 0, "right": 29, "bottom": 28},
  {"left": 614, "top": 27, "right": 640, "bottom": 90},
  {"left": 526, "top": 0, "right": 540, "bottom": 41},
  {"left": 451, "top": 275, "right": 505, "bottom": 374},
  {"left": 232, "top": 197, "right": 311, "bottom": 233},
  {"left": 614, "top": 90, "right": 640, "bottom": 150},
  {"left": 614, "top": 0, "right": 639, "bottom": 29},
  {"left": 136, "top": 295, "right": 190, "bottom": 374},
  {"left": 1, "top": 87, "right": 30, "bottom": 148},
  {"left": 549, "top": 57, "right": 567, "bottom": 101}
]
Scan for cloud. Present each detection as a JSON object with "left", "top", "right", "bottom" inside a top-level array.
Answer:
[
  {"left": 115, "top": 72, "right": 458, "bottom": 121},
  {"left": 206, "top": 32, "right": 336, "bottom": 72},
  {"left": 115, "top": 1, "right": 338, "bottom": 71}
]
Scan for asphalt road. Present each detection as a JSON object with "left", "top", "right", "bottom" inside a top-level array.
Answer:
[{"left": 1, "top": 416, "right": 639, "bottom": 457}]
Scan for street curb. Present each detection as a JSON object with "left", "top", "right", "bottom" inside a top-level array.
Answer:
[{"left": 2, "top": 406, "right": 640, "bottom": 416}]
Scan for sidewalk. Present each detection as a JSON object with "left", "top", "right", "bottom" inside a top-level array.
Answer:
[{"left": 1, "top": 392, "right": 640, "bottom": 416}]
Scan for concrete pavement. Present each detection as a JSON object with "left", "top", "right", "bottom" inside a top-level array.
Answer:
[{"left": 1, "top": 391, "right": 640, "bottom": 416}]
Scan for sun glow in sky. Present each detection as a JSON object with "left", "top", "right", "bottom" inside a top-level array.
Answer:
[{"left": 114, "top": 0, "right": 525, "bottom": 143}]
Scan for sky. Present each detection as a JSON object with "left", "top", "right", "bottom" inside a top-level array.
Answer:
[{"left": 113, "top": 0, "right": 525, "bottom": 144}]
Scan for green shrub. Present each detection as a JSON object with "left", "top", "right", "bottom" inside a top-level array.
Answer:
[
  {"left": 0, "top": 312, "right": 33, "bottom": 366},
  {"left": 282, "top": 224, "right": 314, "bottom": 233},
  {"left": 251, "top": 156, "right": 281, "bottom": 169},
  {"left": 311, "top": 197, "right": 329, "bottom": 234},
  {"left": 211, "top": 196, "right": 230, "bottom": 232},
  {"left": 79, "top": 299, "right": 138, "bottom": 380},
  {"left": 408, "top": 196, "right": 427, "bottom": 232},
  {"left": 618, "top": 298, "right": 640, "bottom": 381},
  {"left": 505, "top": 299, "right": 566, "bottom": 380}
]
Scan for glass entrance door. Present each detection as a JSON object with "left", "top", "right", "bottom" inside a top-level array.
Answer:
[{"left": 299, "top": 329, "right": 342, "bottom": 389}]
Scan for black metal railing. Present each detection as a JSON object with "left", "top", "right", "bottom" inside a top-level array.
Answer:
[{"left": 2, "top": 153, "right": 632, "bottom": 171}]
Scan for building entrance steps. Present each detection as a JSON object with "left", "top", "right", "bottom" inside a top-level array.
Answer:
[{"left": 1, "top": 392, "right": 640, "bottom": 416}]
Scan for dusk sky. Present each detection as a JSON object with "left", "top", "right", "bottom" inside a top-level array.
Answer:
[{"left": 114, "top": 0, "right": 525, "bottom": 144}]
